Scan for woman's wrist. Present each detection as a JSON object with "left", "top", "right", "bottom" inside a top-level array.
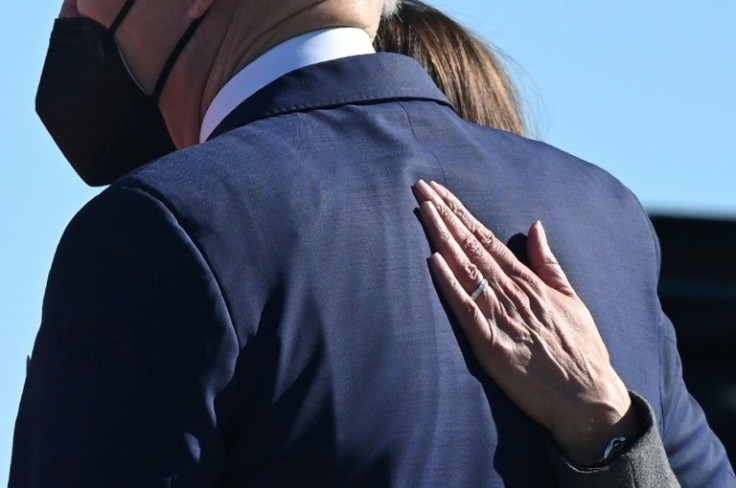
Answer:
[{"left": 552, "top": 389, "right": 644, "bottom": 466}]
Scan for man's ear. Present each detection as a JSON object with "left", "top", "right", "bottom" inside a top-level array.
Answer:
[{"left": 188, "top": 0, "right": 216, "bottom": 19}]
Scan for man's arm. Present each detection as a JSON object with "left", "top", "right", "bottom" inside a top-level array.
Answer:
[{"left": 9, "top": 185, "right": 239, "bottom": 487}]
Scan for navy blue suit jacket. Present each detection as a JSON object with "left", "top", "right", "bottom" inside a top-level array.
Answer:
[{"left": 11, "top": 54, "right": 735, "bottom": 487}]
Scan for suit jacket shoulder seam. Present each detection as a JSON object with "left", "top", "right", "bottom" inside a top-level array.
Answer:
[{"left": 395, "top": 101, "right": 448, "bottom": 184}]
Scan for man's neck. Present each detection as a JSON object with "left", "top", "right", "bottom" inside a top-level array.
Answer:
[
  {"left": 199, "top": 27, "right": 375, "bottom": 142},
  {"left": 158, "top": 0, "right": 382, "bottom": 148}
]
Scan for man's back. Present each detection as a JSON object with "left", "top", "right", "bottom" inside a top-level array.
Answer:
[{"left": 11, "top": 54, "right": 732, "bottom": 486}]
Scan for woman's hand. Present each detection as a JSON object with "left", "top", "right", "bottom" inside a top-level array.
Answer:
[{"left": 413, "top": 180, "right": 641, "bottom": 465}]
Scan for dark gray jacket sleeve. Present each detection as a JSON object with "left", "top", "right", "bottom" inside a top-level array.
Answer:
[{"left": 547, "top": 393, "right": 680, "bottom": 488}]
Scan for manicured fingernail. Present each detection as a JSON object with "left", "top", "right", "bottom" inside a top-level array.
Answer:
[
  {"left": 415, "top": 179, "right": 430, "bottom": 191},
  {"left": 535, "top": 221, "right": 551, "bottom": 250}
]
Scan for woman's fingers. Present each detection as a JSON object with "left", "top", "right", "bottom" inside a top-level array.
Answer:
[
  {"left": 428, "top": 253, "right": 492, "bottom": 344},
  {"left": 423, "top": 180, "right": 576, "bottom": 302},
  {"left": 425, "top": 182, "right": 569, "bottom": 299},
  {"left": 527, "top": 221, "right": 577, "bottom": 298},
  {"left": 415, "top": 180, "right": 537, "bottom": 283},
  {"left": 418, "top": 201, "right": 490, "bottom": 296},
  {"left": 419, "top": 200, "right": 531, "bottom": 340},
  {"left": 430, "top": 182, "right": 524, "bottom": 278},
  {"left": 415, "top": 181, "right": 546, "bottom": 312},
  {"left": 428, "top": 253, "right": 515, "bottom": 362},
  {"left": 428, "top": 181, "right": 486, "bottom": 236}
]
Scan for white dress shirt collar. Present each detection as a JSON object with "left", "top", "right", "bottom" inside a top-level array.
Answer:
[{"left": 199, "top": 27, "right": 376, "bottom": 142}]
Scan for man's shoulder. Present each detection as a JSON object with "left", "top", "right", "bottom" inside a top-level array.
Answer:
[
  {"left": 456, "top": 122, "right": 644, "bottom": 213},
  {"left": 108, "top": 104, "right": 647, "bottom": 241},
  {"left": 116, "top": 117, "right": 302, "bottom": 199}
]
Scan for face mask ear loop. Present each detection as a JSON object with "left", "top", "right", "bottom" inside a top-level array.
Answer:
[
  {"left": 151, "top": 14, "right": 206, "bottom": 103},
  {"left": 104, "top": 0, "right": 138, "bottom": 50}
]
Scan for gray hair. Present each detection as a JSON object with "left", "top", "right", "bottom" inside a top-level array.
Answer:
[{"left": 383, "top": 0, "right": 401, "bottom": 17}]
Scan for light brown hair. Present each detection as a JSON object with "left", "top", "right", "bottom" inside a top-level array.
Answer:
[{"left": 374, "top": 0, "right": 526, "bottom": 136}]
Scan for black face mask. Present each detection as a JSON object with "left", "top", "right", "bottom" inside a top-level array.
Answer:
[{"left": 36, "top": 0, "right": 204, "bottom": 186}]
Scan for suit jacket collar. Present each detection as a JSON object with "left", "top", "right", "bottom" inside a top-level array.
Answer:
[{"left": 207, "top": 53, "right": 454, "bottom": 141}]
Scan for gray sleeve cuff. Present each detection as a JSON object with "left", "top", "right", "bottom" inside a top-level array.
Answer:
[{"left": 546, "top": 392, "right": 680, "bottom": 487}]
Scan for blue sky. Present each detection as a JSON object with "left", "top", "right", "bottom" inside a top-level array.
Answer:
[{"left": 1, "top": 0, "right": 734, "bottom": 482}]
